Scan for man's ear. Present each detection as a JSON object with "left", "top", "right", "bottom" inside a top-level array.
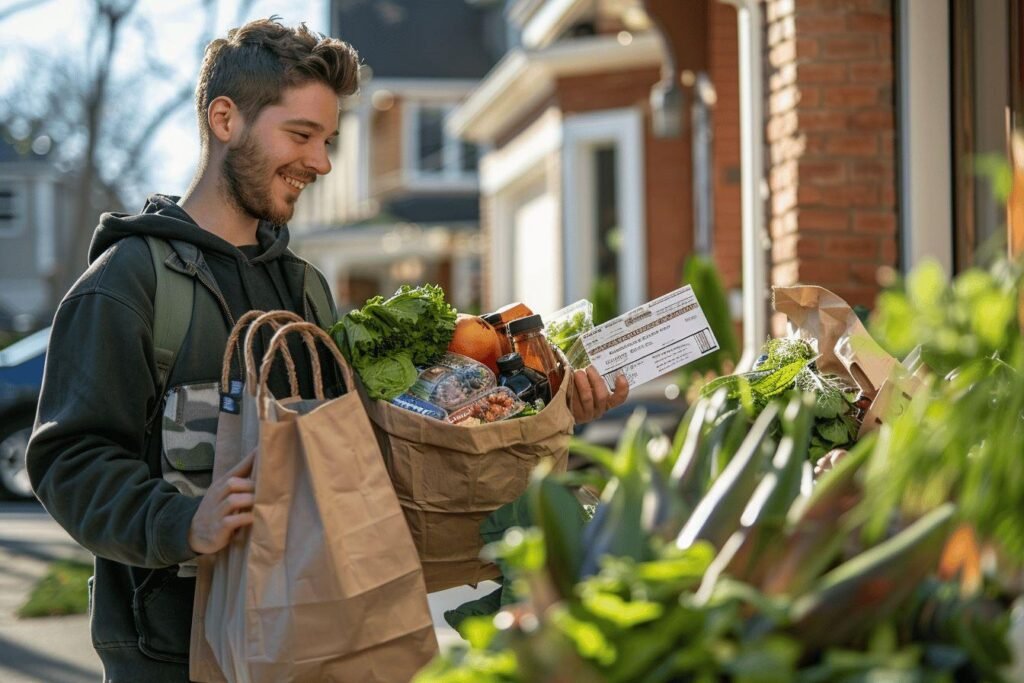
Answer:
[{"left": 208, "top": 96, "right": 243, "bottom": 143}]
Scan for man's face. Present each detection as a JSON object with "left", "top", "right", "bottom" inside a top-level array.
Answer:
[{"left": 221, "top": 81, "right": 340, "bottom": 225}]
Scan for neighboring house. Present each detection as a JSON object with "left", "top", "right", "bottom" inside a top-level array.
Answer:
[
  {"left": 449, "top": 0, "right": 744, "bottom": 323},
  {"left": 288, "top": 0, "right": 507, "bottom": 313},
  {"left": 454, "top": 0, "right": 1024, "bottom": 349},
  {"left": 0, "top": 130, "right": 64, "bottom": 333}
]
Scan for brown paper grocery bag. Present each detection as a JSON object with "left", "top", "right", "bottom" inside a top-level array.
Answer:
[
  {"left": 361, "top": 359, "right": 575, "bottom": 593},
  {"left": 190, "top": 310, "right": 306, "bottom": 683},
  {"left": 242, "top": 321, "right": 436, "bottom": 682},
  {"left": 773, "top": 285, "right": 898, "bottom": 398}
]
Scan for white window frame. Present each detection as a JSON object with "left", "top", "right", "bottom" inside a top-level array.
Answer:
[
  {"left": 561, "top": 107, "right": 647, "bottom": 313},
  {"left": 402, "top": 99, "right": 480, "bottom": 192},
  {"left": 0, "top": 179, "right": 27, "bottom": 239}
]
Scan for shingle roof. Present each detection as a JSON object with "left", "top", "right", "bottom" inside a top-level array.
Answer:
[{"left": 331, "top": 0, "right": 501, "bottom": 79}]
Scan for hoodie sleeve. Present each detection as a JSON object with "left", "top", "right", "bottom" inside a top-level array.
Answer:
[{"left": 27, "top": 239, "right": 200, "bottom": 569}]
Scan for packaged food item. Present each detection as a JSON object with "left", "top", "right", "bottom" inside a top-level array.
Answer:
[
  {"left": 544, "top": 299, "right": 594, "bottom": 370},
  {"left": 446, "top": 387, "right": 525, "bottom": 426},
  {"left": 405, "top": 352, "right": 496, "bottom": 410},
  {"left": 509, "top": 314, "right": 562, "bottom": 395},
  {"left": 482, "top": 302, "right": 533, "bottom": 357},
  {"left": 496, "top": 352, "right": 551, "bottom": 405},
  {"left": 390, "top": 394, "right": 448, "bottom": 420}
]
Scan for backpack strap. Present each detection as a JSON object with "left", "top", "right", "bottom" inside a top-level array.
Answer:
[
  {"left": 145, "top": 235, "right": 194, "bottom": 398},
  {"left": 302, "top": 264, "right": 335, "bottom": 330}
]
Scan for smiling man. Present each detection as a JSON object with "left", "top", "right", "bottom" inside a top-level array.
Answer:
[{"left": 26, "top": 18, "right": 359, "bottom": 681}]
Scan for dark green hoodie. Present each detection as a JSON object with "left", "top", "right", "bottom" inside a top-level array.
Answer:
[{"left": 27, "top": 194, "right": 338, "bottom": 675}]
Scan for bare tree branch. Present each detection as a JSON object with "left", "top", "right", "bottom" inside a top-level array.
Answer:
[{"left": 0, "top": 0, "right": 52, "bottom": 22}]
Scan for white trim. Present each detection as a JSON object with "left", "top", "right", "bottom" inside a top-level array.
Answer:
[
  {"left": 34, "top": 177, "right": 55, "bottom": 272},
  {"left": 520, "top": 0, "right": 590, "bottom": 49},
  {"left": 561, "top": 107, "right": 646, "bottom": 312},
  {"left": 363, "top": 78, "right": 479, "bottom": 101},
  {"left": 448, "top": 32, "right": 665, "bottom": 143},
  {"left": 479, "top": 107, "right": 563, "bottom": 195},
  {"left": 898, "top": 0, "right": 953, "bottom": 273}
]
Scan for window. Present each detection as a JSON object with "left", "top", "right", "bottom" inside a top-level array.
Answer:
[
  {"left": 0, "top": 184, "right": 24, "bottom": 237},
  {"left": 405, "top": 102, "right": 480, "bottom": 183}
]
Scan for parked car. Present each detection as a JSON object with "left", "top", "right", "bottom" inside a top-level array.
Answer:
[{"left": 0, "top": 326, "right": 48, "bottom": 499}]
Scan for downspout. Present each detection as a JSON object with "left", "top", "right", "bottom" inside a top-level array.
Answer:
[{"left": 721, "top": 0, "right": 767, "bottom": 369}]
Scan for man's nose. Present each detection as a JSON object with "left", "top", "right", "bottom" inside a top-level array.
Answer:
[{"left": 306, "top": 144, "right": 331, "bottom": 176}]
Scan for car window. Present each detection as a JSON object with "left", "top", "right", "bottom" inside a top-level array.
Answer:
[{"left": 0, "top": 327, "right": 51, "bottom": 367}]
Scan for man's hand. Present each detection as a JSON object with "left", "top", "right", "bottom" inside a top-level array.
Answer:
[
  {"left": 570, "top": 365, "right": 629, "bottom": 424},
  {"left": 188, "top": 452, "right": 256, "bottom": 555}
]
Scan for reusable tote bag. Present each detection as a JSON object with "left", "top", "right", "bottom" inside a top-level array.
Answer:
[{"left": 237, "top": 321, "right": 436, "bottom": 682}]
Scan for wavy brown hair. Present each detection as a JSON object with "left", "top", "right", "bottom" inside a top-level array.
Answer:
[{"left": 195, "top": 16, "right": 360, "bottom": 147}]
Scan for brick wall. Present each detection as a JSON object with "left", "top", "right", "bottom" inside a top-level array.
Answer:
[
  {"left": 765, "top": 0, "right": 899, "bottom": 328},
  {"left": 710, "top": 1, "right": 743, "bottom": 292}
]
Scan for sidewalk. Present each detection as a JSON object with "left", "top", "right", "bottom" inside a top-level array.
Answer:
[
  {"left": 0, "top": 502, "right": 485, "bottom": 682},
  {"left": 0, "top": 502, "right": 101, "bottom": 683}
]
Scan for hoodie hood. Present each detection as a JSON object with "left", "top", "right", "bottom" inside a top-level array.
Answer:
[{"left": 88, "top": 194, "right": 290, "bottom": 265}]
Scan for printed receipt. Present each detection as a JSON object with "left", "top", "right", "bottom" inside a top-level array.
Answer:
[{"left": 579, "top": 286, "right": 719, "bottom": 389}]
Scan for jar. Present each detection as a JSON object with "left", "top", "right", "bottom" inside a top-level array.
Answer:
[
  {"left": 496, "top": 352, "right": 551, "bottom": 405},
  {"left": 508, "top": 314, "right": 562, "bottom": 396}
]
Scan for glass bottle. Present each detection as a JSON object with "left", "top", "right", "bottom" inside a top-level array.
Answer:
[
  {"left": 481, "top": 312, "right": 513, "bottom": 356},
  {"left": 482, "top": 303, "right": 533, "bottom": 357},
  {"left": 496, "top": 352, "right": 551, "bottom": 404},
  {"left": 508, "top": 314, "right": 562, "bottom": 396}
]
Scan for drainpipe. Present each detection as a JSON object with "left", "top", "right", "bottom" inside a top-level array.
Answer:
[{"left": 720, "top": 0, "right": 767, "bottom": 370}]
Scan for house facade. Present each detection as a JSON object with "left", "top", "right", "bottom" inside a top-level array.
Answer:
[
  {"left": 0, "top": 130, "right": 64, "bottom": 334},
  {"left": 288, "top": 0, "right": 507, "bottom": 313},
  {"left": 451, "top": 0, "right": 1024, "bottom": 346}
]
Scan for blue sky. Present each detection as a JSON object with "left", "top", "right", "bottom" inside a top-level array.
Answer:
[{"left": 0, "top": 0, "right": 327, "bottom": 206}]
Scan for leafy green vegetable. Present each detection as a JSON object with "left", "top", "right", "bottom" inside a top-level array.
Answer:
[
  {"left": 546, "top": 312, "right": 590, "bottom": 355},
  {"left": 329, "top": 284, "right": 457, "bottom": 400}
]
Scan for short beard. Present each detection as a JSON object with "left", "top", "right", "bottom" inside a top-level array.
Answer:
[{"left": 221, "top": 129, "right": 294, "bottom": 225}]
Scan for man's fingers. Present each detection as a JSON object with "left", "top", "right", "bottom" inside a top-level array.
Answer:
[
  {"left": 223, "top": 512, "right": 254, "bottom": 530},
  {"left": 586, "top": 365, "right": 611, "bottom": 408},
  {"left": 225, "top": 476, "right": 255, "bottom": 494},
  {"left": 573, "top": 369, "right": 595, "bottom": 419},
  {"left": 222, "top": 492, "right": 254, "bottom": 513},
  {"left": 608, "top": 373, "right": 630, "bottom": 408}
]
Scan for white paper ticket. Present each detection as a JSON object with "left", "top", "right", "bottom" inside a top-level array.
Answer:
[{"left": 579, "top": 286, "right": 720, "bottom": 388}]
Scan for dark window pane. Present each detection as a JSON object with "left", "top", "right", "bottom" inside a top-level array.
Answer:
[
  {"left": 417, "top": 107, "right": 445, "bottom": 173},
  {"left": 461, "top": 141, "right": 478, "bottom": 173}
]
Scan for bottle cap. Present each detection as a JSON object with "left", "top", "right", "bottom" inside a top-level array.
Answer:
[
  {"left": 480, "top": 311, "right": 503, "bottom": 326},
  {"left": 496, "top": 352, "right": 525, "bottom": 373},
  {"left": 507, "top": 314, "right": 544, "bottom": 336}
]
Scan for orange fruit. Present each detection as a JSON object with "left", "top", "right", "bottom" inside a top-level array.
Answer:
[{"left": 448, "top": 314, "right": 504, "bottom": 375}]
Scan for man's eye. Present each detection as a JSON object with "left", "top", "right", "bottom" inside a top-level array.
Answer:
[
  {"left": 326, "top": 138, "right": 337, "bottom": 147},
  {"left": 291, "top": 131, "right": 310, "bottom": 141}
]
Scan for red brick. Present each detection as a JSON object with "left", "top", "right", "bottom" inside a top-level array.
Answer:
[
  {"left": 847, "top": 12, "right": 892, "bottom": 33},
  {"left": 850, "top": 262, "right": 883, "bottom": 287},
  {"left": 821, "top": 36, "right": 878, "bottom": 60},
  {"left": 880, "top": 184, "right": 896, "bottom": 208},
  {"left": 849, "top": 61, "right": 893, "bottom": 83},
  {"left": 809, "top": 183, "right": 881, "bottom": 208},
  {"left": 850, "top": 160, "right": 889, "bottom": 181},
  {"left": 849, "top": 108, "right": 894, "bottom": 129},
  {"left": 853, "top": 211, "right": 897, "bottom": 233},
  {"left": 824, "top": 234, "right": 880, "bottom": 259},
  {"left": 799, "top": 159, "right": 847, "bottom": 184},
  {"left": 797, "top": 259, "right": 850, "bottom": 285},
  {"left": 880, "top": 237, "right": 898, "bottom": 265},
  {"left": 800, "top": 208, "right": 849, "bottom": 231},
  {"left": 799, "top": 109, "right": 848, "bottom": 131},
  {"left": 880, "top": 131, "right": 895, "bottom": 156},
  {"left": 833, "top": 287, "right": 880, "bottom": 309},
  {"left": 795, "top": 13, "right": 847, "bottom": 33},
  {"left": 826, "top": 132, "right": 880, "bottom": 157},
  {"left": 796, "top": 37, "right": 820, "bottom": 58},
  {"left": 823, "top": 84, "right": 881, "bottom": 107},
  {"left": 798, "top": 62, "right": 848, "bottom": 83},
  {"left": 798, "top": 86, "right": 822, "bottom": 107},
  {"left": 772, "top": 233, "right": 823, "bottom": 261}
]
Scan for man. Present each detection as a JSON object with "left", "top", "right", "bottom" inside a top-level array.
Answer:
[{"left": 27, "top": 16, "right": 626, "bottom": 682}]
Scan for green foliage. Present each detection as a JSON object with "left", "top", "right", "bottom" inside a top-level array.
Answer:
[
  {"left": 681, "top": 255, "right": 740, "bottom": 376},
  {"left": 329, "top": 284, "right": 457, "bottom": 400},
  {"left": 591, "top": 275, "right": 617, "bottom": 326},
  {"left": 18, "top": 560, "right": 92, "bottom": 618}
]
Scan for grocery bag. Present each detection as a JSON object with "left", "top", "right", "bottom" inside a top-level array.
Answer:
[
  {"left": 224, "top": 320, "right": 437, "bottom": 682},
  {"left": 191, "top": 309, "right": 307, "bottom": 683},
  {"left": 360, "top": 358, "right": 575, "bottom": 592}
]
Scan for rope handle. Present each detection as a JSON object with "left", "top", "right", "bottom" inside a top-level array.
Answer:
[
  {"left": 241, "top": 311, "right": 316, "bottom": 393},
  {"left": 220, "top": 311, "right": 299, "bottom": 397},
  {"left": 256, "top": 322, "right": 355, "bottom": 418}
]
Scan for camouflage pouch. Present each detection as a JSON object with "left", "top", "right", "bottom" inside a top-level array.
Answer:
[{"left": 161, "top": 381, "right": 220, "bottom": 577}]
